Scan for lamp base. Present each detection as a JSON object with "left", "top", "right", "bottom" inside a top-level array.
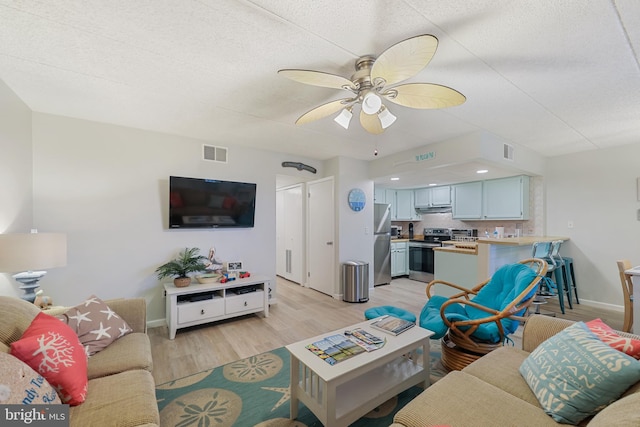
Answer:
[{"left": 13, "top": 271, "right": 47, "bottom": 304}]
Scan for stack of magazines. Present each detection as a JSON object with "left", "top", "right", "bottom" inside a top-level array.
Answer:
[
  {"left": 305, "top": 329, "right": 385, "bottom": 365},
  {"left": 305, "top": 334, "right": 365, "bottom": 365}
]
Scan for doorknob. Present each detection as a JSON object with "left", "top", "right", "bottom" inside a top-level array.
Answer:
[{"left": 326, "top": 241, "right": 333, "bottom": 245}]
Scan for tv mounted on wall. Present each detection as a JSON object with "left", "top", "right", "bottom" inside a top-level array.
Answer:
[{"left": 169, "top": 176, "right": 256, "bottom": 228}]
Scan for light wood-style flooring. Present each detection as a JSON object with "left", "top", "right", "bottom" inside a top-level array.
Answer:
[{"left": 148, "top": 276, "right": 623, "bottom": 385}]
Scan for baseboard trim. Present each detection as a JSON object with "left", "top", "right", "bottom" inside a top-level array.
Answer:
[
  {"left": 147, "top": 319, "right": 166, "bottom": 328},
  {"left": 576, "top": 299, "right": 623, "bottom": 313}
]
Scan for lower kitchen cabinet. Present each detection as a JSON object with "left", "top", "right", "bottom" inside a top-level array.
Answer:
[{"left": 391, "top": 241, "right": 409, "bottom": 277}]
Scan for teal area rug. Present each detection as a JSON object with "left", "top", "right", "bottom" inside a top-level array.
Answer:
[{"left": 156, "top": 340, "right": 447, "bottom": 426}]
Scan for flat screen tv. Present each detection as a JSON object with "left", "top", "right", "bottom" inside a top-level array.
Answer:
[{"left": 169, "top": 176, "right": 256, "bottom": 228}]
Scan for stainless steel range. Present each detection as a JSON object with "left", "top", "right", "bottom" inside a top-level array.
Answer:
[{"left": 408, "top": 228, "right": 452, "bottom": 282}]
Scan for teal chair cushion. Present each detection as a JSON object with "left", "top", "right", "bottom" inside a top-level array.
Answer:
[
  {"left": 364, "top": 306, "right": 416, "bottom": 323},
  {"left": 419, "top": 263, "right": 538, "bottom": 342}
]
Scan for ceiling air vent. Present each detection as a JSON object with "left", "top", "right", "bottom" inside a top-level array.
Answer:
[
  {"left": 503, "top": 143, "right": 514, "bottom": 161},
  {"left": 203, "top": 144, "right": 228, "bottom": 163}
]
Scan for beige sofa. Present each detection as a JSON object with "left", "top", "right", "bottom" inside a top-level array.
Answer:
[
  {"left": 0, "top": 296, "right": 160, "bottom": 427},
  {"left": 392, "top": 315, "right": 640, "bottom": 427}
]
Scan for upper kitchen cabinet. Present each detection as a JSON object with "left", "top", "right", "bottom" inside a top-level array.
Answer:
[
  {"left": 374, "top": 188, "right": 419, "bottom": 220},
  {"left": 414, "top": 186, "right": 451, "bottom": 208},
  {"left": 452, "top": 181, "right": 483, "bottom": 219},
  {"left": 395, "top": 189, "right": 420, "bottom": 220},
  {"left": 374, "top": 187, "right": 387, "bottom": 203},
  {"left": 482, "top": 175, "right": 530, "bottom": 220},
  {"left": 431, "top": 186, "right": 451, "bottom": 206}
]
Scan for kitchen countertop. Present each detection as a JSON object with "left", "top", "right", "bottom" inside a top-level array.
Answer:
[
  {"left": 391, "top": 238, "right": 410, "bottom": 242},
  {"left": 476, "top": 236, "right": 570, "bottom": 246}
]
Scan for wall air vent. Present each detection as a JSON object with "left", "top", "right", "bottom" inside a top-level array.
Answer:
[
  {"left": 203, "top": 144, "right": 228, "bottom": 163},
  {"left": 503, "top": 143, "right": 514, "bottom": 161}
]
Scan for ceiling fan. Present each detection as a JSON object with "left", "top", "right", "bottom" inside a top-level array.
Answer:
[{"left": 278, "top": 34, "right": 466, "bottom": 135}]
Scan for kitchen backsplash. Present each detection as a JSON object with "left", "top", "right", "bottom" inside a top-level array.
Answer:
[{"left": 393, "top": 176, "right": 544, "bottom": 237}]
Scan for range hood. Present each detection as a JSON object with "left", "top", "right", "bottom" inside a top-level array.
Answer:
[{"left": 415, "top": 206, "right": 452, "bottom": 214}]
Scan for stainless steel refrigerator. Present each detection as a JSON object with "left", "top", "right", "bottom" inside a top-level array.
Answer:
[{"left": 373, "top": 203, "right": 392, "bottom": 286}]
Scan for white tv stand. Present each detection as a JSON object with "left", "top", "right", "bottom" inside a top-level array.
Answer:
[{"left": 164, "top": 275, "right": 270, "bottom": 339}]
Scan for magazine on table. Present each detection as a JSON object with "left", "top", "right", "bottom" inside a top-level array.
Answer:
[
  {"left": 305, "top": 334, "right": 365, "bottom": 365},
  {"left": 345, "top": 328, "right": 385, "bottom": 352},
  {"left": 370, "top": 315, "right": 416, "bottom": 336}
]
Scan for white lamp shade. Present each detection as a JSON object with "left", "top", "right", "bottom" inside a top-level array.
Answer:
[
  {"left": 333, "top": 108, "right": 353, "bottom": 129},
  {"left": 0, "top": 233, "right": 67, "bottom": 273},
  {"left": 362, "top": 92, "right": 382, "bottom": 115},
  {"left": 378, "top": 107, "right": 397, "bottom": 129}
]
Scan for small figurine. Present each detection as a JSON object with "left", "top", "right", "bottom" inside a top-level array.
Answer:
[
  {"left": 204, "top": 247, "right": 224, "bottom": 273},
  {"left": 34, "top": 289, "right": 54, "bottom": 309}
]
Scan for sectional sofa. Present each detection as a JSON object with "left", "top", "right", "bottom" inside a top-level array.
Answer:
[
  {"left": 0, "top": 296, "right": 159, "bottom": 426},
  {"left": 392, "top": 315, "right": 640, "bottom": 426}
]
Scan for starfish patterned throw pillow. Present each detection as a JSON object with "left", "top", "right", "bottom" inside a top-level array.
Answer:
[
  {"left": 10, "top": 312, "right": 88, "bottom": 405},
  {"left": 57, "top": 295, "right": 133, "bottom": 356}
]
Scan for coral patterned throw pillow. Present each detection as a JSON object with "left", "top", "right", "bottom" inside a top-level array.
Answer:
[
  {"left": 585, "top": 318, "right": 640, "bottom": 359},
  {"left": 10, "top": 312, "right": 88, "bottom": 405}
]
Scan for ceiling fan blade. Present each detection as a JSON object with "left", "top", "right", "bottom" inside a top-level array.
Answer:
[
  {"left": 278, "top": 69, "right": 357, "bottom": 91},
  {"left": 296, "top": 99, "right": 352, "bottom": 125},
  {"left": 371, "top": 35, "right": 438, "bottom": 86},
  {"left": 359, "top": 109, "right": 384, "bottom": 134},
  {"left": 383, "top": 83, "right": 466, "bottom": 109}
]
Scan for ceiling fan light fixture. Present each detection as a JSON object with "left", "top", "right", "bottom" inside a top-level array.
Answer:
[
  {"left": 378, "top": 106, "right": 396, "bottom": 129},
  {"left": 362, "top": 92, "right": 382, "bottom": 114},
  {"left": 333, "top": 107, "right": 353, "bottom": 129}
]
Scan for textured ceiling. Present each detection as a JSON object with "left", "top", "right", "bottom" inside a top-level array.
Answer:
[{"left": 2, "top": 1, "right": 640, "bottom": 184}]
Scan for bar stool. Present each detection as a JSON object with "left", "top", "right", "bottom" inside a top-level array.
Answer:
[
  {"left": 530, "top": 242, "right": 555, "bottom": 315},
  {"left": 548, "top": 240, "right": 572, "bottom": 310},
  {"left": 530, "top": 241, "right": 568, "bottom": 314},
  {"left": 562, "top": 256, "right": 579, "bottom": 304}
]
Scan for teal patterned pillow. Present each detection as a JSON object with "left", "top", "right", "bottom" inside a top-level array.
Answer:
[{"left": 520, "top": 322, "right": 640, "bottom": 425}]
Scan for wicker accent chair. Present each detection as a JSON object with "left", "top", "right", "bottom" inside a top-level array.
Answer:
[{"left": 420, "top": 258, "right": 547, "bottom": 371}]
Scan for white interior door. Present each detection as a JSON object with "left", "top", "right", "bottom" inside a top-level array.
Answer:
[
  {"left": 307, "top": 177, "right": 335, "bottom": 296},
  {"left": 276, "top": 189, "right": 285, "bottom": 276},
  {"left": 282, "top": 184, "right": 304, "bottom": 284}
]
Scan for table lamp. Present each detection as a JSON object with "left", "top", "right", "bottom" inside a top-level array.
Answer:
[{"left": 0, "top": 230, "right": 67, "bottom": 303}]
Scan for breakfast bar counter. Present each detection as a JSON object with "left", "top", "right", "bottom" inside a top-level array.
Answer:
[
  {"left": 476, "top": 236, "right": 569, "bottom": 246},
  {"left": 433, "top": 236, "right": 570, "bottom": 288},
  {"left": 477, "top": 236, "right": 570, "bottom": 280}
]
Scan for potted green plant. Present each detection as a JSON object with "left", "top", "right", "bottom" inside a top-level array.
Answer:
[{"left": 156, "top": 247, "right": 208, "bottom": 287}]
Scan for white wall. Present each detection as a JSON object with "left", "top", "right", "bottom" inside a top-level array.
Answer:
[
  {"left": 0, "top": 80, "right": 33, "bottom": 298},
  {"left": 545, "top": 143, "right": 640, "bottom": 308},
  {"left": 29, "top": 113, "right": 322, "bottom": 323},
  {"left": 327, "top": 157, "right": 375, "bottom": 295}
]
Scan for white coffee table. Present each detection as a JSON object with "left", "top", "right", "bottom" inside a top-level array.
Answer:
[{"left": 286, "top": 318, "right": 433, "bottom": 427}]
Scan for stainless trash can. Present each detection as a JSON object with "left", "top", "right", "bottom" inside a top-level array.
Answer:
[{"left": 342, "top": 260, "right": 369, "bottom": 303}]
